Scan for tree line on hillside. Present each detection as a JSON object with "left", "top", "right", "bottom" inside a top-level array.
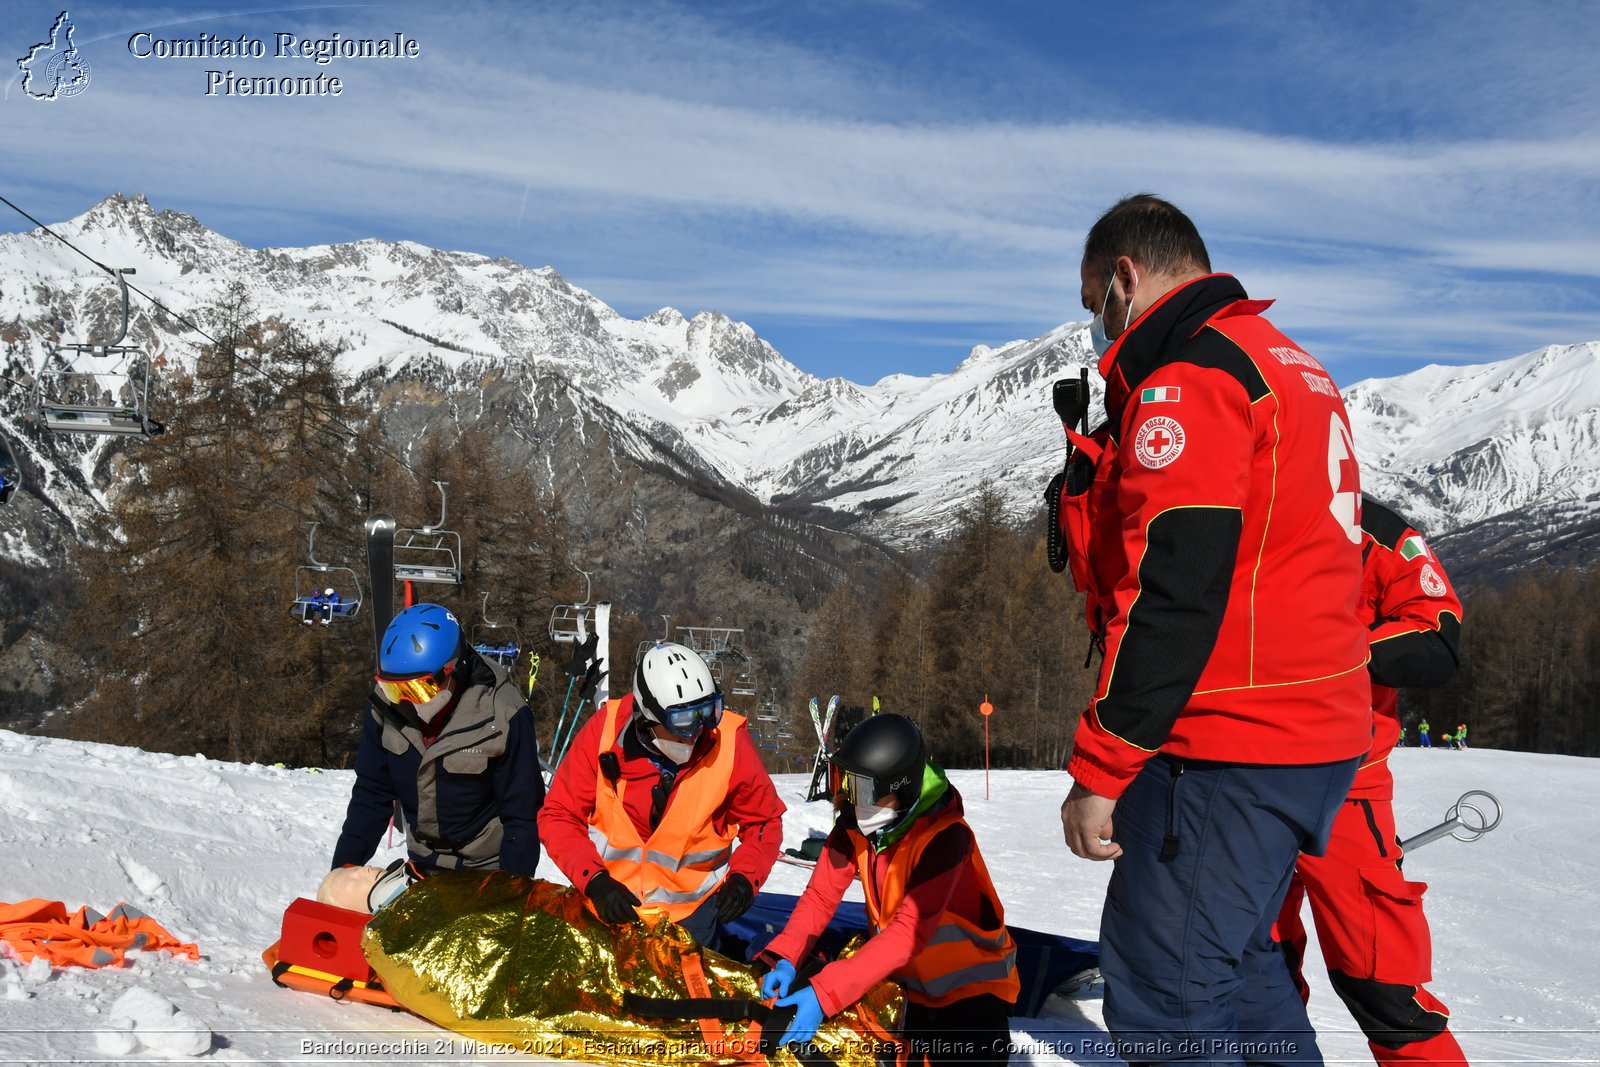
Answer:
[
  {"left": 61, "top": 286, "right": 595, "bottom": 765},
  {"left": 789, "top": 488, "right": 1600, "bottom": 767},
  {"left": 1411, "top": 563, "right": 1600, "bottom": 758},
  {"left": 787, "top": 486, "right": 1097, "bottom": 773}
]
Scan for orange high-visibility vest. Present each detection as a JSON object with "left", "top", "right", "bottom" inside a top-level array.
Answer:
[
  {"left": 850, "top": 803, "right": 1020, "bottom": 1008},
  {"left": 587, "top": 699, "right": 745, "bottom": 922}
]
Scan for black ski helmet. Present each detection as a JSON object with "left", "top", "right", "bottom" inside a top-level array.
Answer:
[{"left": 831, "top": 713, "right": 926, "bottom": 808}]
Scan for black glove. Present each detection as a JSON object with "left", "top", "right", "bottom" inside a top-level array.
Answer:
[
  {"left": 585, "top": 872, "right": 642, "bottom": 926},
  {"left": 712, "top": 872, "right": 755, "bottom": 923}
]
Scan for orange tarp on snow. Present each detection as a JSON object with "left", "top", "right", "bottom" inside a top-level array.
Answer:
[{"left": 0, "top": 899, "right": 198, "bottom": 968}]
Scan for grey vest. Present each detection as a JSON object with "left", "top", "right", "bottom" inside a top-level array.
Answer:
[{"left": 376, "top": 662, "right": 525, "bottom": 870}]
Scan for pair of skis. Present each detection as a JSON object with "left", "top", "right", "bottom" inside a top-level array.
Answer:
[{"left": 805, "top": 695, "right": 840, "bottom": 802}]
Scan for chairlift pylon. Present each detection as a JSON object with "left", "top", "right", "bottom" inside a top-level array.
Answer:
[
  {"left": 392, "top": 480, "right": 463, "bottom": 586},
  {"left": 548, "top": 563, "right": 593, "bottom": 645},
  {"left": 471, "top": 591, "right": 522, "bottom": 668},
  {"left": 290, "top": 522, "right": 363, "bottom": 625},
  {"left": 35, "top": 267, "right": 164, "bottom": 436}
]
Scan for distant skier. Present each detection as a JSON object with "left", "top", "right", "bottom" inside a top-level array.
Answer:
[
  {"left": 1398, "top": 724, "right": 1408, "bottom": 747},
  {"left": 324, "top": 604, "right": 544, "bottom": 912},
  {"left": 1456, "top": 722, "right": 1469, "bottom": 749},
  {"left": 1419, "top": 718, "right": 1432, "bottom": 748},
  {"left": 1276, "top": 496, "right": 1467, "bottom": 1066},
  {"left": 1441, "top": 731, "right": 1456, "bottom": 750},
  {"left": 759, "top": 714, "right": 1018, "bottom": 1063},
  {"left": 539, "top": 641, "right": 783, "bottom": 952}
]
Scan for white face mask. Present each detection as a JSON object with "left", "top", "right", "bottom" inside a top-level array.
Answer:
[
  {"left": 854, "top": 800, "right": 899, "bottom": 835},
  {"left": 1088, "top": 267, "right": 1137, "bottom": 358},
  {"left": 411, "top": 686, "right": 454, "bottom": 724},
  {"left": 654, "top": 736, "right": 697, "bottom": 765}
]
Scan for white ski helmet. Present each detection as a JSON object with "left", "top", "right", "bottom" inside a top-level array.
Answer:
[{"left": 634, "top": 642, "right": 723, "bottom": 738}]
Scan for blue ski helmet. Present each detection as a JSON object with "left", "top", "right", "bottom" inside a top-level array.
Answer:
[{"left": 379, "top": 604, "right": 463, "bottom": 678}]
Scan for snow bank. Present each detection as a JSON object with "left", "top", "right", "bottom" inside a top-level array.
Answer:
[{"left": 0, "top": 729, "right": 1595, "bottom": 1064}]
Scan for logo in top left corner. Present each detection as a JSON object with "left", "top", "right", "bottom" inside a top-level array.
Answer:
[{"left": 18, "top": 10, "right": 92, "bottom": 101}]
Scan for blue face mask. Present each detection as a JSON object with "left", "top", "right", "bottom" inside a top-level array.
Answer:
[{"left": 1088, "top": 268, "right": 1136, "bottom": 358}]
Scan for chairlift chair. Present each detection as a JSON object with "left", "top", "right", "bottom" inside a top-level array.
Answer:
[
  {"left": 549, "top": 564, "right": 593, "bottom": 645},
  {"left": 471, "top": 592, "right": 522, "bottom": 668},
  {"left": 289, "top": 522, "right": 363, "bottom": 624},
  {"left": 727, "top": 656, "right": 758, "bottom": 697},
  {"left": 36, "top": 268, "right": 164, "bottom": 436},
  {"left": 0, "top": 434, "right": 19, "bottom": 505},
  {"left": 393, "top": 480, "right": 463, "bottom": 586}
]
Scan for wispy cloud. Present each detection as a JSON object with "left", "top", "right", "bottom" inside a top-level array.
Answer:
[{"left": 2, "top": 1, "right": 1596, "bottom": 381}]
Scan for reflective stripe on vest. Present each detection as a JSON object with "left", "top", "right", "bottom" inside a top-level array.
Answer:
[
  {"left": 587, "top": 699, "right": 744, "bottom": 922},
  {"left": 852, "top": 803, "right": 1020, "bottom": 1008}
]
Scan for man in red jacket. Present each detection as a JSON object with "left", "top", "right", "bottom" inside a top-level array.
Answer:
[
  {"left": 539, "top": 641, "right": 783, "bottom": 950},
  {"left": 1276, "top": 496, "right": 1467, "bottom": 1065},
  {"left": 1056, "top": 194, "right": 1372, "bottom": 1064}
]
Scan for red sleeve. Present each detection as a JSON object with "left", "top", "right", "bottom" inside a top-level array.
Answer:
[
  {"left": 723, "top": 728, "right": 786, "bottom": 891},
  {"left": 536, "top": 713, "right": 609, "bottom": 892},
  {"left": 764, "top": 827, "right": 855, "bottom": 970},
  {"left": 807, "top": 823, "right": 972, "bottom": 1017},
  {"left": 1368, "top": 526, "right": 1462, "bottom": 645},
  {"left": 1365, "top": 523, "right": 1463, "bottom": 687},
  {"left": 1067, "top": 365, "right": 1253, "bottom": 798}
]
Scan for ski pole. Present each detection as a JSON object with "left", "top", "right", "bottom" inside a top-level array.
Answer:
[
  {"left": 1399, "top": 789, "right": 1502, "bottom": 853},
  {"left": 547, "top": 676, "right": 579, "bottom": 762},
  {"left": 553, "top": 701, "right": 591, "bottom": 766}
]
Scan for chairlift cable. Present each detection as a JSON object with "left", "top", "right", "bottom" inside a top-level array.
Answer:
[{"left": 0, "top": 190, "right": 429, "bottom": 485}]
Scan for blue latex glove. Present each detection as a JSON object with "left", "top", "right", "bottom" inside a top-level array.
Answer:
[
  {"left": 760, "top": 958, "right": 796, "bottom": 1000},
  {"left": 775, "top": 986, "right": 824, "bottom": 1047}
]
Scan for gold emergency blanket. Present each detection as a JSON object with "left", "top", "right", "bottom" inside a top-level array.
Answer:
[{"left": 363, "top": 872, "right": 901, "bottom": 1067}]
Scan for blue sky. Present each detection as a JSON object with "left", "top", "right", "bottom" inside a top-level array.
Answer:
[{"left": 3, "top": 0, "right": 1598, "bottom": 385}]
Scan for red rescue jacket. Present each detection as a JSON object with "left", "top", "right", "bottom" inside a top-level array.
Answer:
[
  {"left": 1063, "top": 274, "right": 1372, "bottom": 798},
  {"left": 1351, "top": 497, "right": 1464, "bottom": 799}
]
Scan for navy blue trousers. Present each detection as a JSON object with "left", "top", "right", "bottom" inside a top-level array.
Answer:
[{"left": 1100, "top": 756, "right": 1358, "bottom": 1067}]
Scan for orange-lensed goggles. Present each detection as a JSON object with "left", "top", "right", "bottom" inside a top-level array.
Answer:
[
  {"left": 830, "top": 765, "right": 880, "bottom": 805},
  {"left": 375, "top": 662, "right": 456, "bottom": 705}
]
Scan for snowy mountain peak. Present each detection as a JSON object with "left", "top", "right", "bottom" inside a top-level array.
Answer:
[
  {"left": 643, "top": 307, "right": 687, "bottom": 327},
  {"left": 1347, "top": 340, "right": 1600, "bottom": 539}
]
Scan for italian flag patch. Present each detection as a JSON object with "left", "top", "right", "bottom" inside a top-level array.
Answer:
[
  {"left": 1399, "top": 535, "right": 1431, "bottom": 561},
  {"left": 1140, "top": 386, "right": 1181, "bottom": 403}
]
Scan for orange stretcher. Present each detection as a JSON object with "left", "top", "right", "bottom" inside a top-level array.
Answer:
[{"left": 262, "top": 897, "right": 402, "bottom": 1011}]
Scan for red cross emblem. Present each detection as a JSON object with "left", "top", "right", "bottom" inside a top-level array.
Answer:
[{"left": 1134, "top": 416, "right": 1185, "bottom": 469}]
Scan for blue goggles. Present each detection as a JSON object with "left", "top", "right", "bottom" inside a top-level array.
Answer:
[{"left": 661, "top": 693, "right": 724, "bottom": 738}]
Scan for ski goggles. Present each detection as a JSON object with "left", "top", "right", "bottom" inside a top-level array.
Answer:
[
  {"left": 660, "top": 693, "right": 724, "bottom": 738},
  {"left": 375, "top": 661, "right": 457, "bottom": 706},
  {"left": 831, "top": 764, "right": 912, "bottom": 805},
  {"left": 832, "top": 767, "right": 882, "bottom": 805}
]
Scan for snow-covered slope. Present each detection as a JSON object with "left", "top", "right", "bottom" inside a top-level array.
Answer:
[
  {"left": 1345, "top": 342, "right": 1600, "bottom": 536},
  {"left": 0, "top": 729, "right": 1594, "bottom": 1064}
]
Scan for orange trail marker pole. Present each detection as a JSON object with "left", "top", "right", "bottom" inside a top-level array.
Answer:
[{"left": 979, "top": 695, "right": 994, "bottom": 800}]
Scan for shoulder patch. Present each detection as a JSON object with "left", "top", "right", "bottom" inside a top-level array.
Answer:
[
  {"left": 1132, "top": 416, "right": 1186, "bottom": 468},
  {"left": 1420, "top": 563, "right": 1446, "bottom": 597}
]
